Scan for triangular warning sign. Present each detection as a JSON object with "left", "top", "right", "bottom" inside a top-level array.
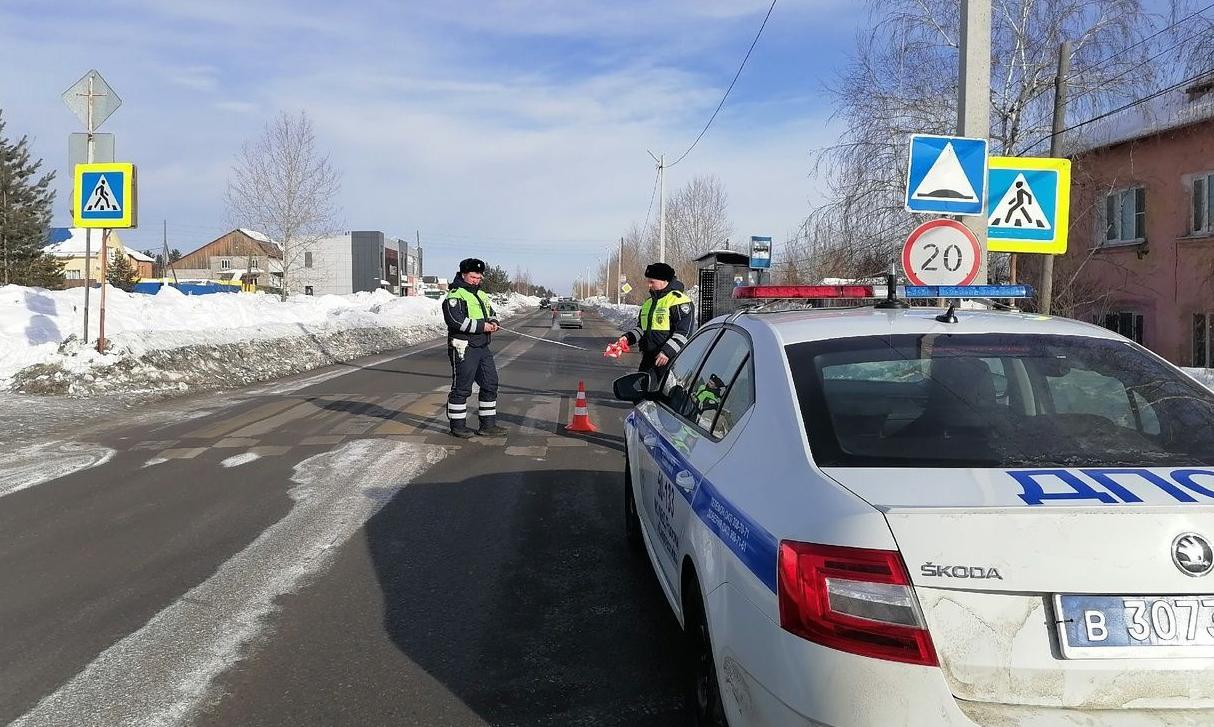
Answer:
[
  {"left": 988, "top": 173, "right": 1050, "bottom": 230},
  {"left": 84, "top": 175, "right": 121, "bottom": 212},
  {"left": 912, "top": 143, "right": 979, "bottom": 203}
]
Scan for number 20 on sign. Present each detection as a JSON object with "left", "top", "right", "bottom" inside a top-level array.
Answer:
[{"left": 901, "top": 218, "right": 981, "bottom": 286}]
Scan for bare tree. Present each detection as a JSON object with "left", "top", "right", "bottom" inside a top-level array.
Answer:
[
  {"left": 798, "top": 0, "right": 1169, "bottom": 282},
  {"left": 226, "top": 111, "right": 341, "bottom": 300},
  {"left": 665, "top": 174, "right": 733, "bottom": 284}
]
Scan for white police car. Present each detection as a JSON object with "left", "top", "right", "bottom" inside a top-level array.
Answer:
[{"left": 613, "top": 284, "right": 1214, "bottom": 727}]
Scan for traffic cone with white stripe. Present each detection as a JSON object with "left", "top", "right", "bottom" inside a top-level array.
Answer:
[{"left": 566, "top": 379, "right": 598, "bottom": 433}]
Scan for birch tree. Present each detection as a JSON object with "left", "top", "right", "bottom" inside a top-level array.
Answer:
[{"left": 226, "top": 111, "right": 341, "bottom": 299}]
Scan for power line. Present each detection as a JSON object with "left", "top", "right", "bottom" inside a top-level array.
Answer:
[
  {"left": 1067, "top": 23, "right": 1213, "bottom": 106},
  {"left": 1019, "top": 66, "right": 1214, "bottom": 155},
  {"left": 667, "top": 0, "right": 778, "bottom": 168},
  {"left": 640, "top": 167, "right": 660, "bottom": 233},
  {"left": 1073, "top": 2, "right": 1214, "bottom": 77},
  {"left": 1018, "top": 4, "right": 1214, "bottom": 111}
]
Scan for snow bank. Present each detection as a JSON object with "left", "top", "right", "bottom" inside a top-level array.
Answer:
[
  {"left": 1183, "top": 368, "right": 1214, "bottom": 392},
  {"left": 0, "top": 285, "right": 537, "bottom": 397},
  {"left": 583, "top": 296, "right": 640, "bottom": 331}
]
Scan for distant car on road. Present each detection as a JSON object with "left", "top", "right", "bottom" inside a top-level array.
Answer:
[
  {"left": 614, "top": 283, "right": 1214, "bottom": 727},
  {"left": 540, "top": 297, "right": 552, "bottom": 309},
  {"left": 553, "top": 300, "right": 583, "bottom": 328}
]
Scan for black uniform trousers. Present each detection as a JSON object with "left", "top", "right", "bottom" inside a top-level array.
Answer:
[{"left": 447, "top": 342, "right": 499, "bottom": 431}]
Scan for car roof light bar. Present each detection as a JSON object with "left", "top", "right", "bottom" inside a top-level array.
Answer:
[
  {"left": 733, "top": 285, "right": 876, "bottom": 300},
  {"left": 902, "top": 285, "right": 1033, "bottom": 299}
]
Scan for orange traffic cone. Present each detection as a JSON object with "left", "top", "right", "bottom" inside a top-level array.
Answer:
[{"left": 566, "top": 380, "right": 598, "bottom": 432}]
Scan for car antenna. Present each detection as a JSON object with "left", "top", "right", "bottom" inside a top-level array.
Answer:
[
  {"left": 873, "top": 264, "right": 908, "bottom": 309},
  {"left": 935, "top": 303, "right": 958, "bottom": 324}
]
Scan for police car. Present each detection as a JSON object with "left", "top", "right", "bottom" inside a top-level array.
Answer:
[{"left": 613, "top": 283, "right": 1214, "bottom": 727}]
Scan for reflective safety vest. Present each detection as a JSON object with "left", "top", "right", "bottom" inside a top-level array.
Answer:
[
  {"left": 447, "top": 286, "right": 494, "bottom": 320},
  {"left": 640, "top": 289, "right": 692, "bottom": 331}
]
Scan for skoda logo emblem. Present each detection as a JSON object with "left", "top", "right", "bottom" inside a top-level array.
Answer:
[{"left": 1172, "top": 533, "right": 1214, "bottom": 577}]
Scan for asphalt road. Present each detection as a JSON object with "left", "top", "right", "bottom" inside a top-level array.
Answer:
[{"left": 0, "top": 308, "right": 690, "bottom": 727}]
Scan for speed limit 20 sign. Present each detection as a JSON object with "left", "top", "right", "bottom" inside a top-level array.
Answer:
[{"left": 901, "top": 219, "right": 981, "bottom": 286}]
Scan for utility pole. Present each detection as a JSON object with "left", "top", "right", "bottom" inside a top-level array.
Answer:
[
  {"left": 1039, "top": 40, "right": 1071, "bottom": 315},
  {"left": 648, "top": 151, "right": 667, "bottom": 263},
  {"left": 957, "top": 0, "right": 991, "bottom": 284},
  {"left": 617, "top": 236, "right": 623, "bottom": 304}
]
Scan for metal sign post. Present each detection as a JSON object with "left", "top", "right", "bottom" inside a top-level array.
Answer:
[{"left": 62, "top": 69, "right": 122, "bottom": 343}]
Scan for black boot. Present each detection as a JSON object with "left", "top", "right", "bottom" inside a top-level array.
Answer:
[
  {"left": 476, "top": 415, "right": 507, "bottom": 437},
  {"left": 450, "top": 427, "right": 475, "bottom": 439}
]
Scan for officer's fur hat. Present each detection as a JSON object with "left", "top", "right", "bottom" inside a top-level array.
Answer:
[
  {"left": 459, "top": 258, "right": 487, "bottom": 274},
  {"left": 643, "top": 262, "right": 675, "bottom": 282}
]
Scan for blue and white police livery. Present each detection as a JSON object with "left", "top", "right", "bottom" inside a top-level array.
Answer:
[{"left": 614, "top": 285, "right": 1214, "bottom": 726}]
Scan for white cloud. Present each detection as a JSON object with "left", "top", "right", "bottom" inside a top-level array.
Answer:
[{"left": 0, "top": 0, "right": 850, "bottom": 289}]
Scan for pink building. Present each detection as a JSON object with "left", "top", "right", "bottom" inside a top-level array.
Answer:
[{"left": 1046, "top": 79, "right": 1214, "bottom": 366}]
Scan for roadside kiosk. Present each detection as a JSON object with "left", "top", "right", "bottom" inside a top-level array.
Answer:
[{"left": 695, "top": 250, "right": 754, "bottom": 325}]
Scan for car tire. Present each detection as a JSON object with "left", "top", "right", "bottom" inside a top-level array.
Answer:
[
  {"left": 684, "top": 577, "right": 729, "bottom": 727},
  {"left": 624, "top": 452, "right": 643, "bottom": 553}
]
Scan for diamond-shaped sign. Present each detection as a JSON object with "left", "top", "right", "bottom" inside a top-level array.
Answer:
[{"left": 62, "top": 70, "right": 122, "bottom": 130}]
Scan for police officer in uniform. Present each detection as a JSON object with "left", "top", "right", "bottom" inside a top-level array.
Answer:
[
  {"left": 444, "top": 258, "right": 508, "bottom": 439},
  {"left": 617, "top": 262, "right": 695, "bottom": 375}
]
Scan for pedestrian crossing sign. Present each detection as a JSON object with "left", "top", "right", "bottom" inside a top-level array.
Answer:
[
  {"left": 986, "top": 156, "right": 1069, "bottom": 254},
  {"left": 73, "top": 162, "right": 137, "bottom": 229}
]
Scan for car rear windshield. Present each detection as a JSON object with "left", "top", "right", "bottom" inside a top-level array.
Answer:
[
  {"left": 786, "top": 333, "right": 1214, "bottom": 468},
  {"left": 557, "top": 302, "right": 579, "bottom": 311}
]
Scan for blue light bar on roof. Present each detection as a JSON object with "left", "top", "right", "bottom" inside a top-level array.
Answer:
[{"left": 902, "top": 285, "right": 1033, "bottom": 299}]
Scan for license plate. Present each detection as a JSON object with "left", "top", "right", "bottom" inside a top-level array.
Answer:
[{"left": 1055, "top": 594, "right": 1214, "bottom": 658}]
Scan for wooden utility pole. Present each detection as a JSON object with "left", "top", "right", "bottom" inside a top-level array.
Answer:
[{"left": 1039, "top": 41, "right": 1071, "bottom": 315}]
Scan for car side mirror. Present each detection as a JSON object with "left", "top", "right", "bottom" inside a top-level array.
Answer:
[{"left": 614, "top": 372, "right": 656, "bottom": 403}]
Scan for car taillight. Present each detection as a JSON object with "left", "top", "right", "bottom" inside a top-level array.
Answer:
[
  {"left": 777, "top": 541, "right": 937, "bottom": 667},
  {"left": 576, "top": 310, "right": 582, "bottom": 317}
]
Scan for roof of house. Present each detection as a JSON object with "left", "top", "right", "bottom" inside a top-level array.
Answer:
[
  {"left": 45, "top": 228, "right": 126, "bottom": 256},
  {"left": 1068, "top": 77, "right": 1214, "bottom": 154}
]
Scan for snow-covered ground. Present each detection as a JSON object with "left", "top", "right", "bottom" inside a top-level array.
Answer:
[
  {"left": 583, "top": 296, "right": 640, "bottom": 331},
  {"left": 0, "top": 284, "right": 538, "bottom": 396}
]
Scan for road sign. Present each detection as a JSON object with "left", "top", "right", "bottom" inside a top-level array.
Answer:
[
  {"left": 905, "top": 134, "right": 988, "bottom": 215},
  {"left": 902, "top": 219, "right": 981, "bottom": 286},
  {"left": 69, "top": 133, "right": 115, "bottom": 168},
  {"left": 62, "top": 70, "right": 122, "bottom": 130},
  {"left": 73, "top": 162, "right": 137, "bottom": 228},
  {"left": 749, "top": 236, "right": 772, "bottom": 269},
  {"left": 986, "top": 156, "right": 1071, "bottom": 254},
  {"left": 620, "top": 282, "right": 633, "bottom": 295}
]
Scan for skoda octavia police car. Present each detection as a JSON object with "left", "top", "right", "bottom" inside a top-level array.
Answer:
[{"left": 613, "top": 284, "right": 1214, "bottom": 727}]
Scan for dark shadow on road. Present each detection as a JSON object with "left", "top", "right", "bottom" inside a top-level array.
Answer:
[{"left": 364, "top": 468, "right": 688, "bottom": 726}]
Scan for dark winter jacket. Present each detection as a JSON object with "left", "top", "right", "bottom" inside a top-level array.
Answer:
[
  {"left": 443, "top": 274, "right": 497, "bottom": 348},
  {"left": 622, "top": 279, "right": 695, "bottom": 357}
]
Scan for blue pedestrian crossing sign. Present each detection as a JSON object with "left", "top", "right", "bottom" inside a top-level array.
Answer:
[
  {"left": 986, "top": 156, "right": 1071, "bottom": 254},
  {"left": 905, "top": 134, "right": 988, "bottom": 215},
  {"left": 73, "top": 162, "right": 137, "bottom": 229}
]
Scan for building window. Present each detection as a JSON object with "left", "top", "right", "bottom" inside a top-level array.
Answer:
[
  {"left": 1103, "top": 187, "right": 1146, "bottom": 244},
  {"left": 220, "top": 259, "right": 231, "bottom": 269},
  {"left": 1193, "top": 172, "right": 1214, "bottom": 235},
  {"left": 304, "top": 286, "right": 314, "bottom": 296},
  {"left": 1102, "top": 311, "right": 1144, "bottom": 344},
  {"left": 66, "top": 269, "right": 82, "bottom": 279},
  {"left": 1195, "top": 313, "right": 1213, "bottom": 367},
  {"left": 305, "top": 251, "right": 314, "bottom": 268}
]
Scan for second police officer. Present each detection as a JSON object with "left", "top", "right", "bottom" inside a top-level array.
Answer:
[{"left": 617, "top": 261, "right": 695, "bottom": 376}]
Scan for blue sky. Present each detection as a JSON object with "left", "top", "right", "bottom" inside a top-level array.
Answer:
[{"left": 0, "top": 0, "right": 861, "bottom": 291}]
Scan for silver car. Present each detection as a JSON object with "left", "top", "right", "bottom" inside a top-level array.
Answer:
[{"left": 553, "top": 301, "right": 583, "bottom": 328}]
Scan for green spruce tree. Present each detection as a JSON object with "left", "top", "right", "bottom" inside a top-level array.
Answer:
[
  {"left": 106, "top": 249, "right": 140, "bottom": 292},
  {"left": 0, "top": 109, "right": 61, "bottom": 288}
]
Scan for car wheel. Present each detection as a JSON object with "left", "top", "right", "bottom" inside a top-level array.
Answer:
[
  {"left": 624, "top": 451, "right": 643, "bottom": 553},
  {"left": 685, "top": 579, "right": 729, "bottom": 727}
]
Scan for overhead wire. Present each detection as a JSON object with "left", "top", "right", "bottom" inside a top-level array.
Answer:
[{"left": 666, "top": 0, "right": 779, "bottom": 168}]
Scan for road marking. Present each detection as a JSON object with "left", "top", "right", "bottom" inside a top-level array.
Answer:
[
  {"left": 213, "top": 437, "right": 259, "bottom": 449},
  {"left": 184, "top": 400, "right": 298, "bottom": 440},
  {"left": 505, "top": 446, "right": 547, "bottom": 458},
  {"left": 220, "top": 453, "right": 261, "bottom": 468},
  {"left": 0, "top": 442, "right": 116, "bottom": 499},
  {"left": 11, "top": 439, "right": 446, "bottom": 727},
  {"left": 226, "top": 401, "right": 316, "bottom": 438}
]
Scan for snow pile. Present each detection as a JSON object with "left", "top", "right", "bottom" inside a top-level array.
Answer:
[
  {"left": 0, "top": 285, "right": 535, "bottom": 396},
  {"left": 583, "top": 296, "right": 640, "bottom": 331},
  {"left": 1183, "top": 368, "right": 1214, "bottom": 392}
]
